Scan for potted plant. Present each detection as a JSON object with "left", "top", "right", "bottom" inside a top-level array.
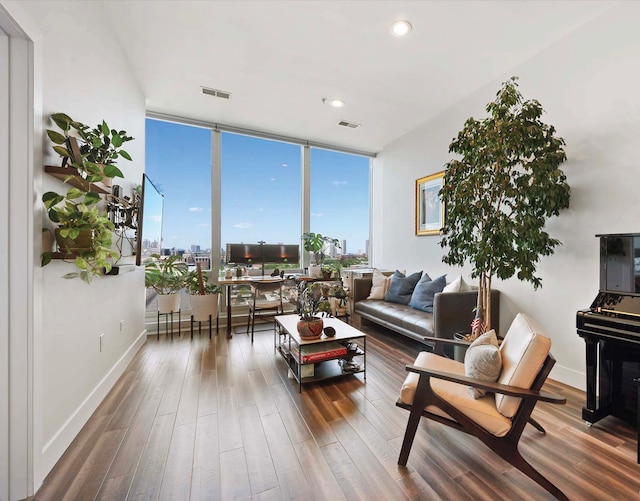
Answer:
[
  {"left": 301, "top": 232, "right": 340, "bottom": 278},
  {"left": 186, "top": 263, "right": 222, "bottom": 321},
  {"left": 294, "top": 279, "right": 328, "bottom": 339},
  {"left": 439, "top": 76, "right": 571, "bottom": 340},
  {"left": 144, "top": 254, "right": 189, "bottom": 313},
  {"left": 41, "top": 113, "right": 134, "bottom": 283},
  {"left": 46, "top": 112, "right": 132, "bottom": 187},
  {"left": 41, "top": 186, "right": 118, "bottom": 282}
]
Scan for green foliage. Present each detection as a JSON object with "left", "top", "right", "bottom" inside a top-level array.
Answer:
[
  {"left": 184, "top": 269, "right": 222, "bottom": 295},
  {"left": 48, "top": 112, "right": 133, "bottom": 180},
  {"left": 144, "top": 254, "right": 189, "bottom": 295},
  {"left": 302, "top": 232, "right": 340, "bottom": 265},
  {"left": 439, "top": 77, "right": 570, "bottom": 333},
  {"left": 42, "top": 113, "right": 135, "bottom": 283}
]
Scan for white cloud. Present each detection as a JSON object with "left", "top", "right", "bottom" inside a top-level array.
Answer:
[
  {"left": 282, "top": 163, "right": 288, "bottom": 167},
  {"left": 234, "top": 222, "right": 252, "bottom": 228},
  {"left": 189, "top": 207, "right": 204, "bottom": 212},
  {"left": 311, "top": 212, "right": 323, "bottom": 217},
  {"left": 270, "top": 178, "right": 276, "bottom": 181},
  {"left": 332, "top": 180, "right": 348, "bottom": 186}
]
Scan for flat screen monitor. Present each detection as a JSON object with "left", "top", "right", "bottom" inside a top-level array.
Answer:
[
  {"left": 225, "top": 243, "right": 300, "bottom": 265},
  {"left": 135, "top": 174, "right": 163, "bottom": 266}
]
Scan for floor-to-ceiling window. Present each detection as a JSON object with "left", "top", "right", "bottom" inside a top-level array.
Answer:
[
  {"left": 310, "top": 147, "right": 370, "bottom": 268},
  {"left": 145, "top": 116, "right": 372, "bottom": 327}
]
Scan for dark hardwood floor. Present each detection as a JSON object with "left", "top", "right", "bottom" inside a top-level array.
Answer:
[{"left": 31, "top": 321, "right": 640, "bottom": 500}]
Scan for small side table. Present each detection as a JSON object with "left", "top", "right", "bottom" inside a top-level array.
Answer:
[{"left": 157, "top": 309, "right": 181, "bottom": 340}]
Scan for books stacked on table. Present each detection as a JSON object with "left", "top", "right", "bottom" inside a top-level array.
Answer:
[{"left": 290, "top": 341, "right": 347, "bottom": 363}]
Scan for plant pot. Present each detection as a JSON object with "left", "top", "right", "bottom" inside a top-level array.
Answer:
[
  {"left": 158, "top": 293, "right": 180, "bottom": 313},
  {"left": 454, "top": 332, "right": 470, "bottom": 362},
  {"left": 308, "top": 264, "right": 322, "bottom": 279},
  {"left": 55, "top": 228, "right": 92, "bottom": 253},
  {"left": 190, "top": 294, "right": 218, "bottom": 322},
  {"left": 297, "top": 316, "right": 324, "bottom": 340}
]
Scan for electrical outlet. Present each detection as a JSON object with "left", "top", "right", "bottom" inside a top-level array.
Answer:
[
  {"left": 99, "top": 333, "right": 104, "bottom": 352},
  {"left": 120, "top": 320, "right": 125, "bottom": 331}
]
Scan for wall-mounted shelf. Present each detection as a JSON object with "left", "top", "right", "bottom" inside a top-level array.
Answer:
[
  {"left": 50, "top": 251, "right": 77, "bottom": 260},
  {"left": 44, "top": 165, "right": 109, "bottom": 194}
]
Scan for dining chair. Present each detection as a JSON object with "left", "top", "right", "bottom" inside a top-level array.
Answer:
[{"left": 246, "top": 279, "right": 284, "bottom": 342}]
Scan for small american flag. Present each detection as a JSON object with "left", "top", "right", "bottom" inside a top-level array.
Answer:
[{"left": 471, "top": 307, "right": 485, "bottom": 337}]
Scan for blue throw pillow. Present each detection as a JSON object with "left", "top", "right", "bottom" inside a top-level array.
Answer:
[
  {"left": 409, "top": 274, "right": 447, "bottom": 313},
  {"left": 385, "top": 270, "right": 424, "bottom": 305}
]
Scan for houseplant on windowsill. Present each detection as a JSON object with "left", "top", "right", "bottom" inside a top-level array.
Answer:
[
  {"left": 301, "top": 232, "right": 340, "bottom": 278},
  {"left": 144, "top": 254, "right": 189, "bottom": 313},
  {"left": 186, "top": 263, "right": 222, "bottom": 322},
  {"left": 439, "top": 77, "right": 571, "bottom": 340}
]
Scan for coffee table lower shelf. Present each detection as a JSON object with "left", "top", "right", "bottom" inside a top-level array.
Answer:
[{"left": 275, "top": 315, "right": 367, "bottom": 392}]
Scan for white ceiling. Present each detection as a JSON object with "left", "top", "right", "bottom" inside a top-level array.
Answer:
[{"left": 101, "top": 0, "right": 616, "bottom": 154}]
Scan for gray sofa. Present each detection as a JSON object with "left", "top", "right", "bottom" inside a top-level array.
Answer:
[{"left": 352, "top": 277, "right": 500, "bottom": 352}]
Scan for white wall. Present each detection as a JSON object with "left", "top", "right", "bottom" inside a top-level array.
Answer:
[
  {"left": 14, "top": 0, "right": 147, "bottom": 490},
  {"left": 374, "top": 2, "right": 640, "bottom": 389}
]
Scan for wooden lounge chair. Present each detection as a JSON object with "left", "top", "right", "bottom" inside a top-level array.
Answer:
[{"left": 397, "top": 313, "right": 568, "bottom": 500}]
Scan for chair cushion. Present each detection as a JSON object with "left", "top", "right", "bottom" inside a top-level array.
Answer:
[
  {"left": 496, "top": 313, "right": 551, "bottom": 418},
  {"left": 367, "top": 269, "right": 393, "bottom": 300},
  {"left": 400, "top": 351, "right": 512, "bottom": 437},
  {"left": 385, "top": 270, "right": 423, "bottom": 305},
  {"left": 409, "top": 274, "right": 447, "bottom": 313},
  {"left": 464, "top": 330, "right": 502, "bottom": 399}
]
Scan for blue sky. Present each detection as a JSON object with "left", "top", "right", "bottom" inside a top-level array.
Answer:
[{"left": 145, "top": 119, "right": 370, "bottom": 255}]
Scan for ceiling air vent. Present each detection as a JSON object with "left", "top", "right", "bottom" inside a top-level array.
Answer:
[
  {"left": 337, "top": 120, "right": 360, "bottom": 129},
  {"left": 201, "top": 86, "right": 231, "bottom": 100}
]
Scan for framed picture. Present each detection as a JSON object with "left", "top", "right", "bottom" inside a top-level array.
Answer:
[{"left": 416, "top": 171, "right": 444, "bottom": 236}]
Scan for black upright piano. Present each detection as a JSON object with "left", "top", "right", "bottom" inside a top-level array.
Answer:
[{"left": 576, "top": 233, "right": 640, "bottom": 447}]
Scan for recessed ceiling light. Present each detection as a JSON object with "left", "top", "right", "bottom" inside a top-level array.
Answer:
[
  {"left": 391, "top": 20, "right": 412, "bottom": 37},
  {"left": 329, "top": 99, "right": 345, "bottom": 108}
]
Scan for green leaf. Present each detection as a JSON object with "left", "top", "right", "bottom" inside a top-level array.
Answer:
[
  {"left": 42, "top": 191, "right": 64, "bottom": 208},
  {"left": 41, "top": 252, "right": 52, "bottom": 267},
  {"left": 46, "top": 130, "right": 67, "bottom": 145},
  {"left": 84, "top": 192, "right": 101, "bottom": 205},
  {"left": 66, "top": 188, "right": 84, "bottom": 200},
  {"left": 111, "top": 132, "right": 123, "bottom": 147},
  {"left": 119, "top": 150, "right": 132, "bottom": 161},
  {"left": 51, "top": 113, "right": 72, "bottom": 131},
  {"left": 53, "top": 145, "right": 71, "bottom": 158},
  {"left": 101, "top": 121, "right": 109, "bottom": 136},
  {"left": 102, "top": 164, "right": 124, "bottom": 178}
]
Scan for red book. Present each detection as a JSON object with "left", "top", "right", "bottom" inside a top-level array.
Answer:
[{"left": 290, "top": 341, "right": 347, "bottom": 363}]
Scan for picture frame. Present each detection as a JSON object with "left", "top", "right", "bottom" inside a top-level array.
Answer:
[{"left": 416, "top": 171, "right": 445, "bottom": 236}]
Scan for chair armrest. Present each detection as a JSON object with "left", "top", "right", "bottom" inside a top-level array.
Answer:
[
  {"left": 405, "top": 364, "right": 566, "bottom": 405},
  {"left": 422, "top": 335, "right": 471, "bottom": 348}
]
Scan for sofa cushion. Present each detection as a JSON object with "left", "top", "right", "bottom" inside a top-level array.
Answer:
[
  {"left": 464, "top": 330, "right": 502, "bottom": 399},
  {"left": 367, "top": 268, "right": 393, "bottom": 300},
  {"left": 385, "top": 270, "right": 423, "bottom": 305},
  {"left": 443, "top": 274, "right": 472, "bottom": 293},
  {"left": 409, "top": 274, "right": 446, "bottom": 313},
  {"left": 496, "top": 313, "right": 551, "bottom": 418},
  {"left": 400, "top": 352, "right": 512, "bottom": 437},
  {"left": 355, "top": 300, "right": 434, "bottom": 337}
]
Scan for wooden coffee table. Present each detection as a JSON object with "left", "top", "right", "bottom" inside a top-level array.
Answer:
[{"left": 275, "top": 315, "right": 366, "bottom": 392}]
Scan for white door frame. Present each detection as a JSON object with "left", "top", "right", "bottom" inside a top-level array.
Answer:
[{"left": 0, "top": 2, "right": 41, "bottom": 499}]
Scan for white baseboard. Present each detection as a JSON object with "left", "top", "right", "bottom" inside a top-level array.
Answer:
[
  {"left": 549, "top": 363, "right": 585, "bottom": 391},
  {"left": 39, "top": 329, "right": 147, "bottom": 483}
]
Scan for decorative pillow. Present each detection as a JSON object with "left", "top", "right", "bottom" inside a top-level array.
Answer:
[
  {"left": 367, "top": 269, "right": 393, "bottom": 300},
  {"left": 409, "top": 274, "right": 446, "bottom": 313},
  {"left": 443, "top": 274, "right": 472, "bottom": 293},
  {"left": 384, "top": 270, "right": 423, "bottom": 305},
  {"left": 464, "top": 329, "right": 502, "bottom": 399}
]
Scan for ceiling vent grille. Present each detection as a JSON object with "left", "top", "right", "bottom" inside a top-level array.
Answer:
[
  {"left": 201, "top": 87, "right": 231, "bottom": 100},
  {"left": 337, "top": 120, "right": 360, "bottom": 129}
]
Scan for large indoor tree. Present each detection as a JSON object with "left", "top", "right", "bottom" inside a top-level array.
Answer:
[{"left": 439, "top": 77, "right": 571, "bottom": 339}]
